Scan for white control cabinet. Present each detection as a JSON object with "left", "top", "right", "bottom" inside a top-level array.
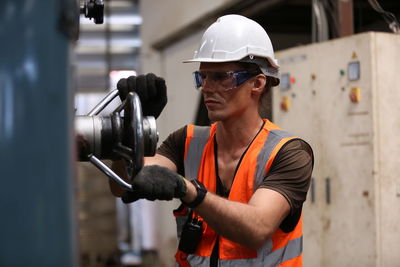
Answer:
[{"left": 273, "top": 32, "right": 400, "bottom": 267}]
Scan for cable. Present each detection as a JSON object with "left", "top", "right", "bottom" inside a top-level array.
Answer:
[
  {"left": 367, "top": 0, "right": 400, "bottom": 34},
  {"left": 322, "top": 0, "right": 340, "bottom": 38},
  {"left": 312, "top": 0, "right": 329, "bottom": 42}
]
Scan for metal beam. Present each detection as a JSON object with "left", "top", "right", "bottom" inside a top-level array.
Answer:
[
  {"left": 152, "top": 0, "right": 289, "bottom": 51},
  {"left": 337, "top": 0, "right": 354, "bottom": 36}
]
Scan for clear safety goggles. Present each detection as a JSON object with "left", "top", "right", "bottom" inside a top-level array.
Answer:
[{"left": 192, "top": 70, "right": 260, "bottom": 91}]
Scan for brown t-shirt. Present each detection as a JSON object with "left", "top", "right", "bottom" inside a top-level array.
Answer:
[{"left": 157, "top": 125, "right": 313, "bottom": 231}]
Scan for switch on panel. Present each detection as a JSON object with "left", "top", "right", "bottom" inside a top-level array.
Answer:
[
  {"left": 397, "top": 183, "right": 400, "bottom": 197},
  {"left": 280, "top": 96, "right": 291, "bottom": 111},
  {"left": 349, "top": 87, "right": 361, "bottom": 103},
  {"left": 311, "top": 73, "right": 316, "bottom": 80}
]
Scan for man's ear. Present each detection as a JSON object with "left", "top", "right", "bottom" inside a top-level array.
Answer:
[{"left": 251, "top": 74, "right": 267, "bottom": 96}]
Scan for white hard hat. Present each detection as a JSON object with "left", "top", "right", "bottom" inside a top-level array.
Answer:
[{"left": 183, "top": 14, "right": 279, "bottom": 79}]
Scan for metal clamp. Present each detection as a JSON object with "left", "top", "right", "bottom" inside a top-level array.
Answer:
[{"left": 75, "top": 90, "right": 158, "bottom": 191}]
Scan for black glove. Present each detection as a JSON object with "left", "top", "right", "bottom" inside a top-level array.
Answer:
[
  {"left": 117, "top": 73, "right": 167, "bottom": 119},
  {"left": 122, "top": 165, "right": 187, "bottom": 203}
]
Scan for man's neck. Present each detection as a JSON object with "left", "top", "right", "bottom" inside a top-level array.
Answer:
[{"left": 215, "top": 115, "right": 264, "bottom": 153}]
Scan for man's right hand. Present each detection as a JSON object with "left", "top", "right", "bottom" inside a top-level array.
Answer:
[
  {"left": 121, "top": 165, "right": 187, "bottom": 203},
  {"left": 117, "top": 73, "right": 167, "bottom": 119}
]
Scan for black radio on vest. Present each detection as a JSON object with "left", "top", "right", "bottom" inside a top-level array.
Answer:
[{"left": 178, "top": 216, "right": 203, "bottom": 254}]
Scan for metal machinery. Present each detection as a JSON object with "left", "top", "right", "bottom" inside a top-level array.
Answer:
[
  {"left": 0, "top": 0, "right": 156, "bottom": 265},
  {"left": 75, "top": 0, "right": 158, "bottom": 263},
  {"left": 0, "top": 0, "right": 78, "bottom": 265},
  {"left": 75, "top": 1, "right": 159, "bottom": 187},
  {"left": 75, "top": 90, "right": 158, "bottom": 190},
  {"left": 273, "top": 32, "right": 400, "bottom": 267},
  {"left": 75, "top": 91, "right": 158, "bottom": 266}
]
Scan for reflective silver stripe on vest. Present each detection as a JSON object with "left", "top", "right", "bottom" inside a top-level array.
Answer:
[
  {"left": 184, "top": 126, "right": 210, "bottom": 180},
  {"left": 185, "top": 236, "right": 302, "bottom": 267},
  {"left": 180, "top": 127, "right": 302, "bottom": 267},
  {"left": 254, "top": 129, "right": 294, "bottom": 190},
  {"left": 262, "top": 236, "right": 303, "bottom": 267},
  {"left": 186, "top": 254, "right": 210, "bottom": 267},
  {"left": 176, "top": 126, "right": 210, "bottom": 243}
]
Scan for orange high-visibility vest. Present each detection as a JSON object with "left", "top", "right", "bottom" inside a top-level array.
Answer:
[{"left": 175, "top": 119, "right": 303, "bottom": 267}]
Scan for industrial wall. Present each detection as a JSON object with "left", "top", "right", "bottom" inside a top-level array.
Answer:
[{"left": 274, "top": 32, "right": 400, "bottom": 267}]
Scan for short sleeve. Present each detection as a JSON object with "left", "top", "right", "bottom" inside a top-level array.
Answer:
[
  {"left": 156, "top": 126, "right": 187, "bottom": 176},
  {"left": 259, "top": 139, "right": 313, "bottom": 231}
]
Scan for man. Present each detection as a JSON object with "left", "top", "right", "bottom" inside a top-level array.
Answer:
[{"left": 112, "top": 15, "right": 313, "bottom": 267}]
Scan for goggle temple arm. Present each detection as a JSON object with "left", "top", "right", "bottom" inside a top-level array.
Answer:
[
  {"left": 234, "top": 71, "right": 260, "bottom": 87},
  {"left": 193, "top": 71, "right": 203, "bottom": 89}
]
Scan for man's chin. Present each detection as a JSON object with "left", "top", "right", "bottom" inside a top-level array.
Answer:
[
  {"left": 207, "top": 111, "right": 222, "bottom": 122},
  {"left": 207, "top": 111, "right": 219, "bottom": 121}
]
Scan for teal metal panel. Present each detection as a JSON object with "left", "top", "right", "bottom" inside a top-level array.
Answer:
[{"left": 0, "top": 0, "right": 77, "bottom": 266}]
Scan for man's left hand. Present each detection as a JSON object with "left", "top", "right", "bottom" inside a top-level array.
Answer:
[
  {"left": 122, "top": 165, "right": 187, "bottom": 203},
  {"left": 117, "top": 73, "right": 167, "bottom": 119}
]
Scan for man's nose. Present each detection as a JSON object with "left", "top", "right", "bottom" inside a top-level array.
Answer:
[{"left": 200, "top": 78, "right": 215, "bottom": 93}]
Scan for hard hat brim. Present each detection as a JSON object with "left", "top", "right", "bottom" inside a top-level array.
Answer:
[{"left": 183, "top": 56, "right": 280, "bottom": 70}]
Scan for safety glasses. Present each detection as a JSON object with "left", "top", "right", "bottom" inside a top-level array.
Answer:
[{"left": 192, "top": 70, "right": 260, "bottom": 91}]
